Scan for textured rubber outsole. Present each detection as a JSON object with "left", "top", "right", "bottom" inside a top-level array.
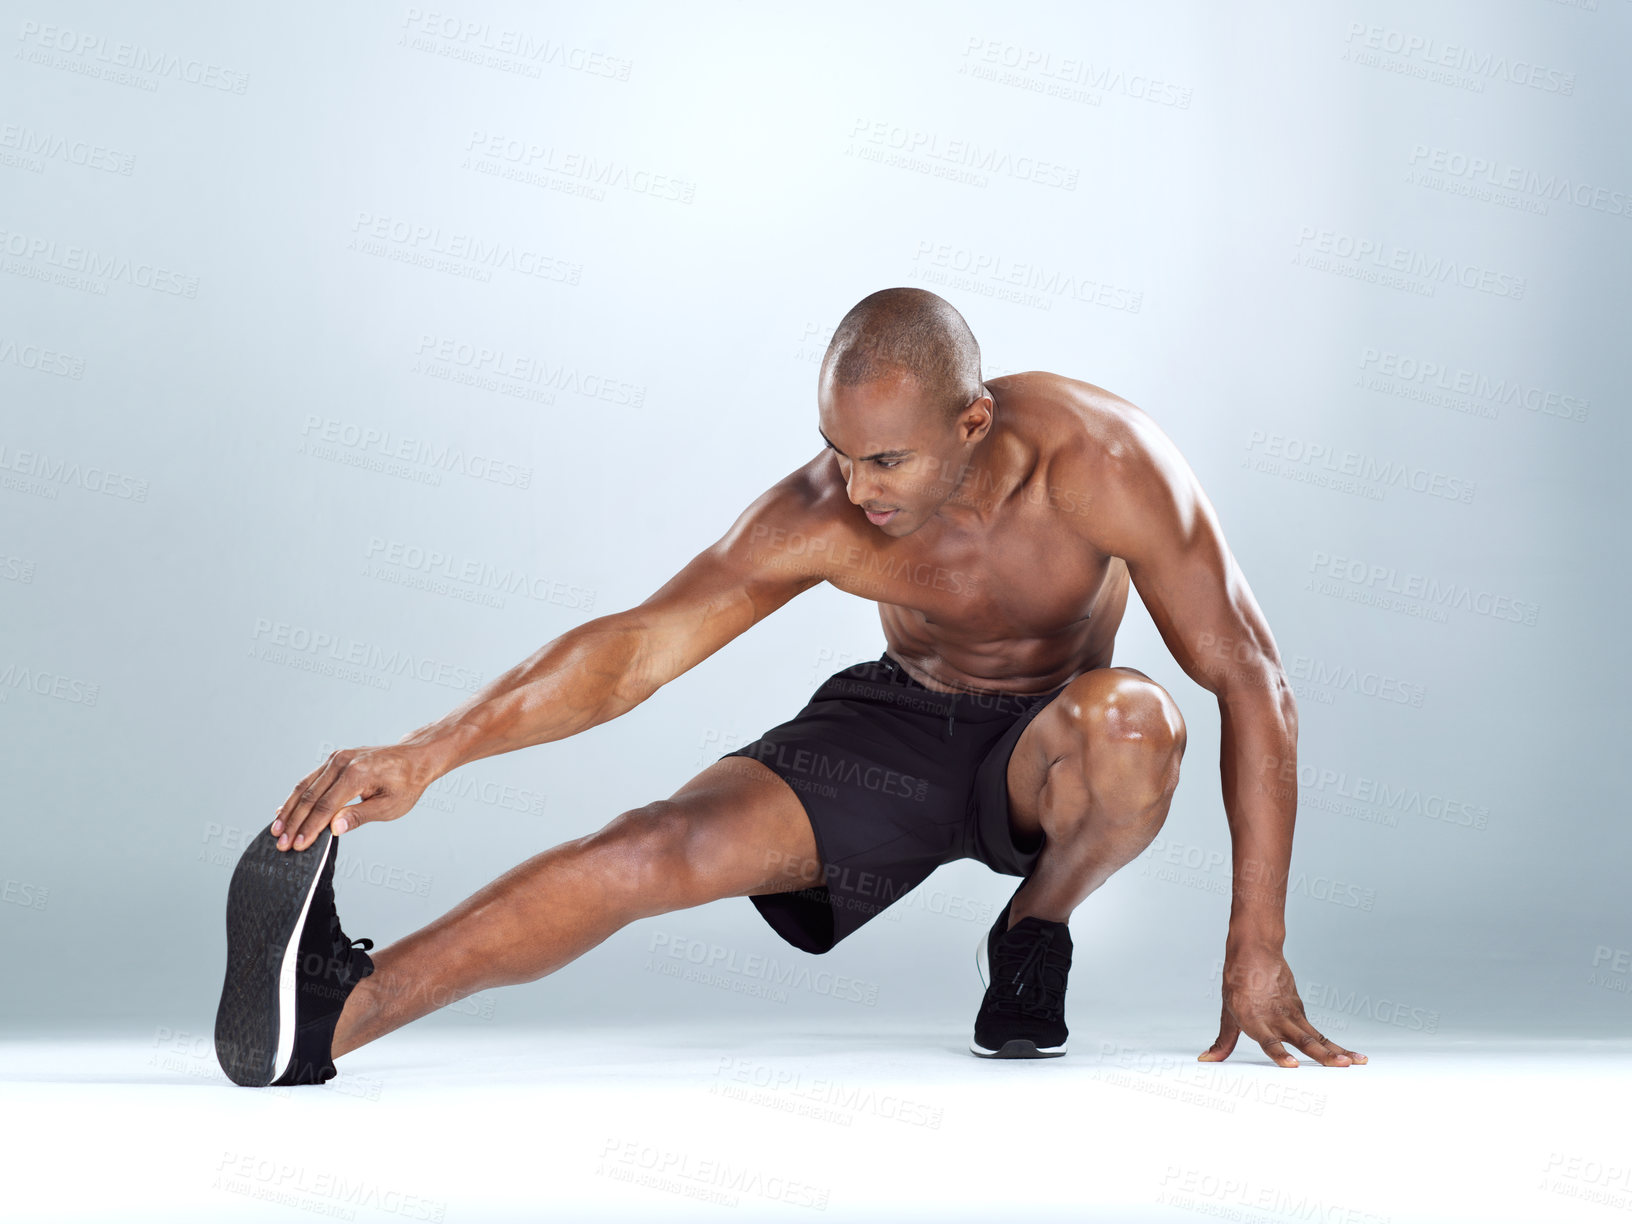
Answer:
[
  {"left": 969, "top": 1038, "right": 1068, "bottom": 1059},
  {"left": 214, "top": 827, "right": 332, "bottom": 1087}
]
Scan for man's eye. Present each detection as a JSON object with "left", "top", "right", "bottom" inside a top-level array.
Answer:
[{"left": 876, "top": 459, "right": 901, "bottom": 469}]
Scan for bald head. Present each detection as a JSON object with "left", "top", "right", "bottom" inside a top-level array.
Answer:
[{"left": 820, "top": 288, "right": 983, "bottom": 424}]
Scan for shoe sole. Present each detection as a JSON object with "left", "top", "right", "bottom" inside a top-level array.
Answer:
[
  {"left": 970, "top": 927, "right": 1067, "bottom": 1059},
  {"left": 969, "top": 1038, "right": 1067, "bottom": 1059},
  {"left": 214, "top": 827, "right": 333, "bottom": 1087}
]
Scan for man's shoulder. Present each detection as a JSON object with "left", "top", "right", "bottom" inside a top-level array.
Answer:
[
  {"left": 1010, "top": 372, "right": 1197, "bottom": 555},
  {"left": 750, "top": 449, "right": 851, "bottom": 528},
  {"left": 1008, "top": 371, "right": 1175, "bottom": 492},
  {"left": 720, "top": 451, "right": 858, "bottom": 571}
]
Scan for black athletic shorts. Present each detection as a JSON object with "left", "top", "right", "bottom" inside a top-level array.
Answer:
[{"left": 719, "top": 649, "right": 1072, "bottom": 955}]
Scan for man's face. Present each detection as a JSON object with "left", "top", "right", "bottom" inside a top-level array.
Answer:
[{"left": 817, "top": 371, "right": 986, "bottom": 537}]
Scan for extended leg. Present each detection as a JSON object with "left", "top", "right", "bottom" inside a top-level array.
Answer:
[{"left": 330, "top": 756, "right": 819, "bottom": 1057}]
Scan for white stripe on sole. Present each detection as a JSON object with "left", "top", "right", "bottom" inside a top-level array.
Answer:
[{"left": 271, "top": 836, "right": 333, "bottom": 1083}]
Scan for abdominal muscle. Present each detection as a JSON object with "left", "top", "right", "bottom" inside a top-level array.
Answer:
[{"left": 876, "top": 562, "right": 1129, "bottom": 696}]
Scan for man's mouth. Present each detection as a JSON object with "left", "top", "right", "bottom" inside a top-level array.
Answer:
[{"left": 864, "top": 507, "right": 899, "bottom": 526}]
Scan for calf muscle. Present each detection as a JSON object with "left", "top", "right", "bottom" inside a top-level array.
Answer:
[{"left": 331, "top": 756, "right": 818, "bottom": 1056}]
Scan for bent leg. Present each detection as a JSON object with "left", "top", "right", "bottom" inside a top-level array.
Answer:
[
  {"left": 1002, "top": 666, "right": 1186, "bottom": 927},
  {"left": 331, "top": 755, "right": 819, "bottom": 1056}
]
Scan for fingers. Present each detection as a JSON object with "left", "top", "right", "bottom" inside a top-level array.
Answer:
[
  {"left": 1258, "top": 1039, "right": 1300, "bottom": 1069},
  {"left": 1282, "top": 1028, "right": 1352, "bottom": 1067},
  {"left": 1279, "top": 1002, "right": 1366, "bottom": 1065},
  {"left": 270, "top": 746, "right": 429, "bottom": 851},
  {"left": 1260, "top": 1024, "right": 1368, "bottom": 1068},
  {"left": 1196, "top": 1003, "right": 1242, "bottom": 1062},
  {"left": 271, "top": 764, "right": 325, "bottom": 840},
  {"left": 1328, "top": 1037, "right": 1367, "bottom": 1065},
  {"left": 278, "top": 759, "right": 363, "bottom": 852}
]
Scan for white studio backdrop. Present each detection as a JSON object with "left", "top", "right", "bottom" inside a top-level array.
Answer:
[{"left": 2, "top": 1, "right": 1627, "bottom": 1053}]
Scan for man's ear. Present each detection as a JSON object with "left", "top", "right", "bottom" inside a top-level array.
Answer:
[{"left": 959, "top": 393, "right": 994, "bottom": 443}]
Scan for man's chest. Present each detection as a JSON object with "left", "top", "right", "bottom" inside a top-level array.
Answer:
[{"left": 823, "top": 508, "right": 1114, "bottom": 638}]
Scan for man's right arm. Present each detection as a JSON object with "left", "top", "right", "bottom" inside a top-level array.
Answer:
[
  {"left": 404, "top": 480, "right": 828, "bottom": 772},
  {"left": 271, "top": 473, "right": 828, "bottom": 851}
]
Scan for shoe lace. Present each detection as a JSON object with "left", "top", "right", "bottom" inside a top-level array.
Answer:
[
  {"left": 993, "top": 927, "right": 1068, "bottom": 1019},
  {"left": 325, "top": 908, "right": 374, "bottom": 961}
]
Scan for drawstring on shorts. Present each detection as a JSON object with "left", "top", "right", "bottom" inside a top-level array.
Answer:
[{"left": 883, "top": 649, "right": 957, "bottom": 737}]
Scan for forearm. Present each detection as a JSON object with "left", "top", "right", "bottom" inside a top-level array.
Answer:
[
  {"left": 1217, "top": 671, "right": 1299, "bottom": 949},
  {"left": 394, "top": 615, "right": 648, "bottom": 780}
]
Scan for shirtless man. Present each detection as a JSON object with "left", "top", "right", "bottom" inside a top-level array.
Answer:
[{"left": 213, "top": 287, "right": 1366, "bottom": 1087}]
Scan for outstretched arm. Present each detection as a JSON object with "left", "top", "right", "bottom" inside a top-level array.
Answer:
[
  {"left": 271, "top": 477, "right": 826, "bottom": 852},
  {"left": 1086, "top": 411, "right": 1366, "bottom": 1068}
]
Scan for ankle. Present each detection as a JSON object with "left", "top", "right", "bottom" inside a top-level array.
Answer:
[{"left": 329, "top": 977, "right": 379, "bottom": 1059}]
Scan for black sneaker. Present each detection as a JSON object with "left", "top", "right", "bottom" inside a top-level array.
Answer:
[
  {"left": 969, "top": 895, "right": 1072, "bottom": 1058},
  {"left": 214, "top": 825, "right": 375, "bottom": 1086}
]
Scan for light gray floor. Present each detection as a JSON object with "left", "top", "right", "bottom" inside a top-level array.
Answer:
[{"left": 6, "top": 1022, "right": 1628, "bottom": 1222}]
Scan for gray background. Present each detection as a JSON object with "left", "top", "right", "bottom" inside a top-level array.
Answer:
[{"left": 2, "top": 0, "right": 1626, "bottom": 1047}]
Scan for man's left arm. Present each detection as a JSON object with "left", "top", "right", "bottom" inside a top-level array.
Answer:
[{"left": 1083, "top": 412, "right": 1366, "bottom": 1068}]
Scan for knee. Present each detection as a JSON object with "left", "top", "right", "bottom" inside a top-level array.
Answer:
[
  {"left": 1062, "top": 672, "right": 1186, "bottom": 807},
  {"left": 586, "top": 800, "right": 700, "bottom": 904}
]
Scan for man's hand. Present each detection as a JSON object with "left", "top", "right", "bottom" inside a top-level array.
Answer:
[
  {"left": 1198, "top": 945, "right": 1368, "bottom": 1068},
  {"left": 270, "top": 745, "right": 439, "bottom": 852}
]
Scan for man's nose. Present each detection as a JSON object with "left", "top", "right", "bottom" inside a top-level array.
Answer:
[{"left": 844, "top": 467, "right": 879, "bottom": 505}]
